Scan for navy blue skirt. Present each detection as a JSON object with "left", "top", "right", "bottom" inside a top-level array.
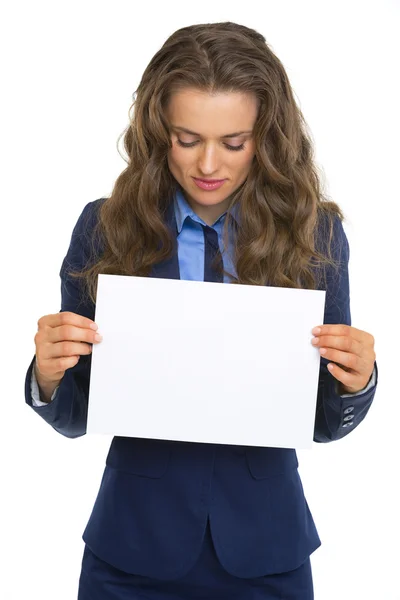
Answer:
[{"left": 77, "top": 520, "right": 313, "bottom": 599}]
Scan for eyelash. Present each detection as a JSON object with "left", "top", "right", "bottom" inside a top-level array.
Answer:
[{"left": 176, "top": 139, "right": 246, "bottom": 152}]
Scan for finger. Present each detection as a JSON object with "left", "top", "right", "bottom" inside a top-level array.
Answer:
[
  {"left": 313, "top": 334, "right": 362, "bottom": 357},
  {"left": 326, "top": 362, "right": 361, "bottom": 387},
  {"left": 38, "top": 311, "right": 98, "bottom": 331},
  {"left": 312, "top": 324, "right": 367, "bottom": 342},
  {"left": 318, "top": 347, "right": 361, "bottom": 372},
  {"left": 49, "top": 323, "right": 100, "bottom": 345},
  {"left": 45, "top": 340, "right": 94, "bottom": 359},
  {"left": 34, "top": 354, "right": 80, "bottom": 382}
]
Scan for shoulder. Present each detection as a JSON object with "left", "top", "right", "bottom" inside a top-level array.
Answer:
[
  {"left": 73, "top": 197, "right": 106, "bottom": 232},
  {"left": 68, "top": 198, "right": 106, "bottom": 250},
  {"left": 60, "top": 198, "right": 107, "bottom": 273}
]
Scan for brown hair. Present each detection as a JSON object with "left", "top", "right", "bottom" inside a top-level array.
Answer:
[{"left": 69, "top": 21, "right": 346, "bottom": 306}]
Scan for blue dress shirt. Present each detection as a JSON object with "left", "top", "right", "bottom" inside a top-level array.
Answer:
[{"left": 174, "top": 186, "right": 237, "bottom": 283}]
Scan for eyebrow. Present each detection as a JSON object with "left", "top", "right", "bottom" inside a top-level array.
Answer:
[{"left": 170, "top": 125, "right": 253, "bottom": 139}]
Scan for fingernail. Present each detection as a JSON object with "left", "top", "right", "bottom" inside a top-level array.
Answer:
[
  {"left": 312, "top": 327, "right": 321, "bottom": 334},
  {"left": 94, "top": 334, "right": 103, "bottom": 342},
  {"left": 90, "top": 323, "right": 98, "bottom": 330}
]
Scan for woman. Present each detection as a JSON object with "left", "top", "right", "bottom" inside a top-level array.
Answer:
[{"left": 26, "top": 21, "right": 378, "bottom": 599}]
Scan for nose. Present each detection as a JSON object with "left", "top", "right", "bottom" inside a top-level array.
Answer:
[{"left": 197, "top": 144, "right": 222, "bottom": 175}]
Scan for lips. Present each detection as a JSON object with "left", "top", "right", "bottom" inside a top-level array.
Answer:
[{"left": 192, "top": 177, "right": 227, "bottom": 191}]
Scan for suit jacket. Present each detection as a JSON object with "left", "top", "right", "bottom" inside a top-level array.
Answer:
[{"left": 24, "top": 198, "right": 378, "bottom": 579}]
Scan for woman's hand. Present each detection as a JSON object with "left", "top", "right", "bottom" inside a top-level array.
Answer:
[
  {"left": 311, "top": 324, "right": 376, "bottom": 394},
  {"left": 34, "top": 311, "right": 102, "bottom": 385}
]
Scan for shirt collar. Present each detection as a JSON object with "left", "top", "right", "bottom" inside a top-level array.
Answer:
[{"left": 173, "top": 186, "right": 239, "bottom": 234}]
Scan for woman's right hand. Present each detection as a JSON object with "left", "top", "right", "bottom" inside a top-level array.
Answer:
[{"left": 34, "top": 311, "right": 103, "bottom": 385}]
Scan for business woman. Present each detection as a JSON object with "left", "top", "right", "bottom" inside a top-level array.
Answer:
[{"left": 25, "top": 21, "right": 378, "bottom": 599}]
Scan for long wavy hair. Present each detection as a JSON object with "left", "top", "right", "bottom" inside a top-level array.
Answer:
[{"left": 69, "top": 21, "right": 345, "bottom": 306}]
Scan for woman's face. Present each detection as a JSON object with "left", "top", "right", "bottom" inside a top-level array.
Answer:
[{"left": 166, "top": 88, "right": 258, "bottom": 224}]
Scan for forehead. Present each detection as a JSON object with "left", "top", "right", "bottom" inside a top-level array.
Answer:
[{"left": 166, "top": 88, "right": 258, "bottom": 137}]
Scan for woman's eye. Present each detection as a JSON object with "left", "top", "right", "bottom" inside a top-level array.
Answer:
[{"left": 177, "top": 139, "right": 245, "bottom": 152}]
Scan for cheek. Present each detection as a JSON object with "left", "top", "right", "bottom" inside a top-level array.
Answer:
[
  {"left": 235, "top": 150, "right": 255, "bottom": 172},
  {"left": 168, "top": 147, "right": 192, "bottom": 170}
]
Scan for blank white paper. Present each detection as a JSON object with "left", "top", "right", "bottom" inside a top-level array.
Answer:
[{"left": 86, "top": 274, "right": 326, "bottom": 449}]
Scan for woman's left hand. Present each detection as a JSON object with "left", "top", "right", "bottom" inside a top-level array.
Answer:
[{"left": 311, "top": 324, "right": 376, "bottom": 394}]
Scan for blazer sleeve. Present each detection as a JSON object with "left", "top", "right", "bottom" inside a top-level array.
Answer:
[
  {"left": 24, "top": 199, "right": 103, "bottom": 438},
  {"left": 313, "top": 214, "right": 378, "bottom": 443}
]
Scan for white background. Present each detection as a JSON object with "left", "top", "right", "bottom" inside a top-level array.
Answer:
[{"left": 2, "top": 1, "right": 399, "bottom": 598}]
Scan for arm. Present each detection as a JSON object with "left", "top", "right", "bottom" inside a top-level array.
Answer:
[
  {"left": 314, "top": 358, "right": 378, "bottom": 443},
  {"left": 25, "top": 352, "right": 92, "bottom": 438},
  {"left": 312, "top": 215, "right": 378, "bottom": 443},
  {"left": 24, "top": 199, "right": 104, "bottom": 438}
]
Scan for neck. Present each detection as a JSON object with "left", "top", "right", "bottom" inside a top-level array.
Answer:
[{"left": 185, "top": 195, "right": 231, "bottom": 226}]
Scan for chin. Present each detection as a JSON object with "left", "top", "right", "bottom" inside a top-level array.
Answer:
[{"left": 191, "top": 192, "right": 230, "bottom": 205}]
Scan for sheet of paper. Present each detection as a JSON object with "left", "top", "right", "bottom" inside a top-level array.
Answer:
[{"left": 86, "top": 274, "right": 326, "bottom": 449}]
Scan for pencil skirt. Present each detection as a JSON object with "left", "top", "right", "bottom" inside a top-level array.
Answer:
[{"left": 77, "top": 520, "right": 314, "bottom": 600}]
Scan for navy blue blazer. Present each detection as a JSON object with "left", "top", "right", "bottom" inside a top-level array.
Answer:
[{"left": 25, "top": 198, "right": 378, "bottom": 579}]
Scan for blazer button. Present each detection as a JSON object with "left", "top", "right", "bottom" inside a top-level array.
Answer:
[
  {"left": 344, "top": 415, "right": 354, "bottom": 422},
  {"left": 344, "top": 407, "right": 354, "bottom": 414},
  {"left": 342, "top": 422, "right": 354, "bottom": 427}
]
